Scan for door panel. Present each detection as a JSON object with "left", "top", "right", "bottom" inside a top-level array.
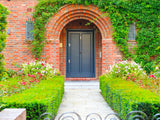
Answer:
[
  {"left": 81, "top": 33, "right": 92, "bottom": 73},
  {"left": 67, "top": 30, "right": 95, "bottom": 78},
  {"left": 70, "top": 33, "right": 80, "bottom": 73}
]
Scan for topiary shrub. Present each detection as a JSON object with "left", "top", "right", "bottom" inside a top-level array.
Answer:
[{"left": 0, "top": 4, "right": 9, "bottom": 81}]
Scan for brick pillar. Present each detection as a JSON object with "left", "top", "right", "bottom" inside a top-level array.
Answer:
[{"left": 102, "top": 38, "right": 113, "bottom": 74}]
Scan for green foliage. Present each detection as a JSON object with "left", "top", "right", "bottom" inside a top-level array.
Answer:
[
  {"left": 108, "top": 60, "right": 146, "bottom": 80},
  {"left": 21, "top": 60, "right": 58, "bottom": 78},
  {"left": 0, "top": 4, "right": 9, "bottom": 81},
  {"left": 1, "top": 76, "right": 64, "bottom": 120},
  {"left": 99, "top": 75, "right": 160, "bottom": 119},
  {"left": 33, "top": 0, "right": 160, "bottom": 73}
]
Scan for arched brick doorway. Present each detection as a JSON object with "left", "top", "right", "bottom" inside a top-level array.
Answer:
[{"left": 45, "top": 4, "right": 122, "bottom": 80}]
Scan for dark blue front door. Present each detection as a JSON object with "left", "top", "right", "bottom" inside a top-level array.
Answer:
[{"left": 66, "top": 30, "right": 95, "bottom": 78}]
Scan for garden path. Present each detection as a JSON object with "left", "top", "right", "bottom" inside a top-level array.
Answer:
[{"left": 55, "top": 81, "right": 115, "bottom": 120}]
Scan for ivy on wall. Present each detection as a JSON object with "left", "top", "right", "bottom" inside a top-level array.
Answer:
[
  {"left": 33, "top": 0, "right": 160, "bottom": 73},
  {"left": 0, "top": 4, "right": 9, "bottom": 80}
]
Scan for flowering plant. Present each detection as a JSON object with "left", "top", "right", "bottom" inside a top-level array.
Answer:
[
  {"left": 22, "top": 60, "right": 58, "bottom": 79},
  {"left": 108, "top": 60, "right": 147, "bottom": 81}
]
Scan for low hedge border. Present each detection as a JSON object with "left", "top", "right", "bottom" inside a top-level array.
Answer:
[
  {"left": 1, "top": 76, "right": 64, "bottom": 120},
  {"left": 100, "top": 75, "right": 160, "bottom": 119}
]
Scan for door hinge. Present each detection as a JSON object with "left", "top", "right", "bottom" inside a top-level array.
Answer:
[
  {"left": 68, "top": 43, "right": 71, "bottom": 47},
  {"left": 68, "top": 59, "right": 70, "bottom": 64}
]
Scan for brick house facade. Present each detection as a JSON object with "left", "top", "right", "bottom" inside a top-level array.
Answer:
[{"left": 1, "top": 0, "right": 123, "bottom": 80}]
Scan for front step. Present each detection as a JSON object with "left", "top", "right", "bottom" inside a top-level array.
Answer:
[{"left": 65, "top": 81, "right": 99, "bottom": 89}]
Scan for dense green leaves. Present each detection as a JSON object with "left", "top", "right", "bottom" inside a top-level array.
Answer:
[
  {"left": 0, "top": 4, "right": 9, "bottom": 81},
  {"left": 33, "top": 0, "right": 160, "bottom": 73},
  {"left": 100, "top": 75, "right": 160, "bottom": 119},
  {"left": 1, "top": 76, "right": 64, "bottom": 120}
]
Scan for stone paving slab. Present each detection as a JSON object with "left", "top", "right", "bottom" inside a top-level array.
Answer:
[{"left": 55, "top": 81, "right": 115, "bottom": 120}]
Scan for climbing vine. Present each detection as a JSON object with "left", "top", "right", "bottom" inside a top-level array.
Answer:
[
  {"left": 0, "top": 4, "right": 9, "bottom": 80},
  {"left": 33, "top": 0, "right": 160, "bottom": 73}
]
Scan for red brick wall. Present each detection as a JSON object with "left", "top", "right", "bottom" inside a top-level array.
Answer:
[
  {"left": 0, "top": 1, "right": 122, "bottom": 79},
  {"left": 0, "top": 0, "right": 38, "bottom": 70}
]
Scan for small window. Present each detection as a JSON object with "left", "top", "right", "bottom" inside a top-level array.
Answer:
[
  {"left": 26, "top": 21, "right": 34, "bottom": 40},
  {"left": 128, "top": 23, "right": 136, "bottom": 40}
]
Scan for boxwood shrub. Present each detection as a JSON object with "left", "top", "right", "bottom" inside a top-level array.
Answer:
[
  {"left": 100, "top": 75, "right": 160, "bottom": 119},
  {"left": 1, "top": 76, "right": 64, "bottom": 120}
]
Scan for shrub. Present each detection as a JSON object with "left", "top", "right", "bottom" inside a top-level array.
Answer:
[
  {"left": 1, "top": 76, "right": 64, "bottom": 120},
  {"left": 100, "top": 75, "right": 160, "bottom": 119},
  {"left": 108, "top": 60, "right": 147, "bottom": 80},
  {"left": 0, "top": 4, "right": 9, "bottom": 81},
  {"left": 21, "top": 60, "right": 59, "bottom": 79}
]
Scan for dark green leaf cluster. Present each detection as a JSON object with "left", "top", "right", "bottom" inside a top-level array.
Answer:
[
  {"left": 0, "top": 4, "right": 9, "bottom": 80},
  {"left": 1, "top": 76, "right": 64, "bottom": 120},
  {"left": 33, "top": 0, "right": 160, "bottom": 73},
  {"left": 100, "top": 75, "right": 160, "bottom": 119}
]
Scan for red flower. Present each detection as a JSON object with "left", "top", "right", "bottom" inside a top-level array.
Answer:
[
  {"left": 41, "top": 63, "right": 45, "bottom": 66},
  {"left": 132, "top": 78, "right": 136, "bottom": 82},
  {"left": 140, "top": 80, "right": 143, "bottom": 84},
  {"left": 35, "top": 58, "right": 38, "bottom": 60},
  {"left": 29, "top": 80, "right": 34, "bottom": 83},
  {"left": 149, "top": 74, "right": 156, "bottom": 79}
]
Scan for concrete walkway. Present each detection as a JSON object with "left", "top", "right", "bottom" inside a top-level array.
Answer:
[{"left": 55, "top": 81, "right": 115, "bottom": 120}]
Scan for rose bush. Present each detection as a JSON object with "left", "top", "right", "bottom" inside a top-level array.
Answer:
[
  {"left": 107, "top": 60, "right": 159, "bottom": 95},
  {"left": 108, "top": 60, "right": 147, "bottom": 80},
  {"left": 22, "top": 59, "right": 58, "bottom": 79}
]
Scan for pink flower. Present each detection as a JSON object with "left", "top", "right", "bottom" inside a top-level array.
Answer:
[
  {"left": 28, "top": 74, "right": 31, "bottom": 77},
  {"left": 21, "top": 80, "right": 27, "bottom": 85},
  {"left": 31, "top": 75, "right": 35, "bottom": 78}
]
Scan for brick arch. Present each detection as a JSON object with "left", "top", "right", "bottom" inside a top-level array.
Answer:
[
  {"left": 45, "top": 4, "right": 122, "bottom": 76},
  {"left": 46, "top": 4, "right": 112, "bottom": 42}
]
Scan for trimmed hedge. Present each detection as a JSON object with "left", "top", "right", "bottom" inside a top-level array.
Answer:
[
  {"left": 100, "top": 75, "right": 160, "bottom": 119},
  {"left": 1, "top": 76, "right": 64, "bottom": 120}
]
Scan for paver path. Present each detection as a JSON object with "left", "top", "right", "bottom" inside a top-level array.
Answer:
[{"left": 55, "top": 81, "right": 115, "bottom": 120}]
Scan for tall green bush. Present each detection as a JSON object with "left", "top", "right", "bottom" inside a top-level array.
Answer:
[{"left": 0, "top": 4, "right": 9, "bottom": 81}]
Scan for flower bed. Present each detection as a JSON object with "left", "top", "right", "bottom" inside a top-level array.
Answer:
[
  {"left": 0, "top": 60, "right": 59, "bottom": 97},
  {"left": 100, "top": 75, "right": 160, "bottom": 119},
  {"left": 1, "top": 76, "right": 64, "bottom": 120},
  {"left": 107, "top": 60, "right": 159, "bottom": 95}
]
